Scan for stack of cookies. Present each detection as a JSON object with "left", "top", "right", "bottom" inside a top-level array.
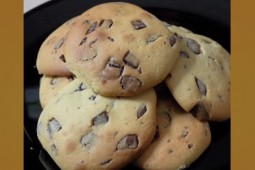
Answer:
[{"left": 36, "top": 2, "right": 230, "bottom": 170}]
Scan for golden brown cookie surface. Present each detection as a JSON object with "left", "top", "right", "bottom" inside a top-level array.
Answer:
[
  {"left": 165, "top": 24, "right": 230, "bottom": 121},
  {"left": 134, "top": 98, "right": 211, "bottom": 170},
  {"left": 36, "top": 16, "right": 77, "bottom": 76},
  {"left": 37, "top": 79, "right": 157, "bottom": 170},
  {"left": 39, "top": 75, "right": 75, "bottom": 108},
  {"left": 64, "top": 2, "right": 180, "bottom": 97}
]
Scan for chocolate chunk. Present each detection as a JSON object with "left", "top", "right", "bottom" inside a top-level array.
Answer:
[
  {"left": 187, "top": 38, "right": 201, "bottom": 54},
  {"left": 75, "top": 83, "right": 87, "bottom": 92},
  {"left": 181, "top": 127, "right": 189, "bottom": 138},
  {"left": 89, "top": 95, "right": 96, "bottom": 100},
  {"left": 147, "top": 35, "right": 161, "bottom": 44},
  {"left": 171, "top": 32, "right": 183, "bottom": 40},
  {"left": 80, "top": 132, "right": 96, "bottom": 148},
  {"left": 83, "top": 20, "right": 90, "bottom": 24},
  {"left": 195, "top": 77, "right": 207, "bottom": 96},
  {"left": 137, "top": 68, "right": 142, "bottom": 74},
  {"left": 50, "top": 77, "right": 59, "bottom": 85},
  {"left": 92, "top": 111, "right": 108, "bottom": 126},
  {"left": 137, "top": 104, "right": 147, "bottom": 119},
  {"left": 47, "top": 118, "right": 62, "bottom": 137},
  {"left": 107, "top": 37, "right": 114, "bottom": 42},
  {"left": 79, "top": 37, "right": 87, "bottom": 46},
  {"left": 169, "top": 35, "right": 177, "bottom": 47},
  {"left": 108, "top": 59, "right": 121, "bottom": 68},
  {"left": 51, "top": 144, "right": 58, "bottom": 156},
  {"left": 123, "top": 51, "right": 139, "bottom": 69},
  {"left": 117, "top": 134, "right": 138, "bottom": 150},
  {"left": 217, "top": 94, "right": 223, "bottom": 101},
  {"left": 119, "top": 66, "right": 124, "bottom": 76},
  {"left": 167, "top": 74, "right": 172, "bottom": 79},
  {"left": 82, "top": 50, "right": 97, "bottom": 62},
  {"left": 120, "top": 76, "right": 142, "bottom": 92},
  {"left": 78, "top": 83, "right": 87, "bottom": 91},
  {"left": 99, "top": 19, "right": 113, "bottom": 29},
  {"left": 100, "top": 159, "right": 112, "bottom": 165},
  {"left": 180, "top": 51, "right": 190, "bottom": 58},
  {"left": 68, "top": 75, "right": 75, "bottom": 81},
  {"left": 59, "top": 55, "right": 66, "bottom": 63},
  {"left": 102, "top": 59, "right": 122, "bottom": 79},
  {"left": 86, "top": 22, "right": 98, "bottom": 35},
  {"left": 188, "top": 144, "right": 193, "bottom": 149},
  {"left": 54, "top": 37, "right": 65, "bottom": 49},
  {"left": 131, "top": 20, "right": 147, "bottom": 30},
  {"left": 89, "top": 39, "right": 98, "bottom": 48}
]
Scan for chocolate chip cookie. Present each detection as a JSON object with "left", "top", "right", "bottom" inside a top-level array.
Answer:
[
  {"left": 165, "top": 24, "right": 230, "bottom": 121},
  {"left": 64, "top": 2, "right": 180, "bottom": 97},
  {"left": 134, "top": 98, "right": 211, "bottom": 170},
  {"left": 36, "top": 16, "right": 77, "bottom": 76},
  {"left": 37, "top": 79, "right": 157, "bottom": 170}
]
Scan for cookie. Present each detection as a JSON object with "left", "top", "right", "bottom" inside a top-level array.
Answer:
[
  {"left": 134, "top": 98, "right": 211, "bottom": 170},
  {"left": 36, "top": 16, "right": 77, "bottom": 76},
  {"left": 39, "top": 75, "right": 75, "bottom": 108},
  {"left": 64, "top": 2, "right": 181, "bottom": 97},
  {"left": 37, "top": 79, "right": 157, "bottom": 170},
  {"left": 165, "top": 24, "right": 230, "bottom": 121},
  {"left": 163, "top": 22, "right": 192, "bottom": 34}
]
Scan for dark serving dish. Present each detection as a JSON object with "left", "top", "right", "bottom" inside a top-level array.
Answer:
[{"left": 24, "top": 0, "right": 230, "bottom": 169}]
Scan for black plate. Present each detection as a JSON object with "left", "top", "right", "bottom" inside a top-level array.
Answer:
[{"left": 24, "top": 0, "right": 230, "bottom": 169}]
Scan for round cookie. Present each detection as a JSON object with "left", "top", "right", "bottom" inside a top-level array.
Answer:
[
  {"left": 64, "top": 2, "right": 181, "bottom": 97},
  {"left": 164, "top": 25, "right": 230, "bottom": 121},
  {"left": 39, "top": 75, "right": 75, "bottom": 108},
  {"left": 134, "top": 99, "right": 211, "bottom": 170},
  {"left": 36, "top": 16, "right": 78, "bottom": 76},
  {"left": 37, "top": 79, "right": 157, "bottom": 170}
]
